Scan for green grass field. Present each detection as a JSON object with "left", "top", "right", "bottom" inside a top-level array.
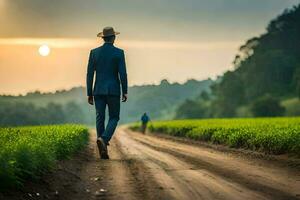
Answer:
[
  {"left": 130, "top": 117, "right": 300, "bottom": 156},
  {"left": 0, "top": 124, "right": 89, "bottom": 189}
]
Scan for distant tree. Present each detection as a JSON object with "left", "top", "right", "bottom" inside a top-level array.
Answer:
[
  {"left": 251, "top": 95, "right": 285, "bottom": 117},
  {"left": 293, "top": 67, "right": 300, "bottom": 99},
  {"left": 64, "top": 101, "right": 85, "bottom": 123},
  {"left": 27, "top": 91, "right": 42, "bottom": 97},
  {"left": 160, "top": 79, "right": 170, "bottom": 86},
  {"left": 297, "top": 83, "right": 300, "bottom": 99},
  {"left": 199, "top": 91, "right": 210, "bottom": 101},
  {"left": 175, "top": 99, "right": 208, "bottom": 119},
  {"left": 211, "top": 71, "right": 245, "bottom": 117},
  {"left": 0, "top": 102, "right": 44, "bottom": 126},
  {"left": 43, "top": 103, "right": 66, "bottom": 124}
]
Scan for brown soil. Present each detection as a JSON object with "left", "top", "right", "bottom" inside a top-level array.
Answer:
[{"left": 1, "top": 127, "right": 300, "bottom": 200}]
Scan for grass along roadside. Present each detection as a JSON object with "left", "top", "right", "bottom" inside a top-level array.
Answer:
[
  {"left": 0, "top": 124, "right": 89, "bottom": 190},
  {"left": 129, "top": 117, "right": 300, "bottom": 156}
]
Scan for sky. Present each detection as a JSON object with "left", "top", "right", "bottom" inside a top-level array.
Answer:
[{"left": 0, "top": 0, "right": 299, "bottom": 95}]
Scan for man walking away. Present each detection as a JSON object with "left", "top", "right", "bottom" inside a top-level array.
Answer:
[
  {"left": 141, "top": 113, "right": 150, "bottom": 134},
  {"left": 86, "top": 27, "right": 128, "bottom": 159}
]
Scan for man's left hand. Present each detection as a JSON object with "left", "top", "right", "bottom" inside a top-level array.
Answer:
[
  {"left": 122, "top": 94, "right": 128, "bottom": 102},
  {"left": 88, "top": 96, "right": 94, "bottom": 105}
]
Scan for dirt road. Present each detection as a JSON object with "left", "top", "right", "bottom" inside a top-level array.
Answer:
[{"left": 2, "top": 127, "right": 300, "bottom": 200}]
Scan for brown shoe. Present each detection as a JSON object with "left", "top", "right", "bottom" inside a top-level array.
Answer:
[{"left": 96, "top": 137, "right": 109, "bottom": 159}]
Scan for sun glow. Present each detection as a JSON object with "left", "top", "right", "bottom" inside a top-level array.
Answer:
[{"left": 38, "top": 45, "right": 50, "bottom": 56}]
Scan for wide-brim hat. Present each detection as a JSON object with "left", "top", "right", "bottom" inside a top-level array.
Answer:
[{"left": 97, "top": 27, "right": 120, "bottom": 37}]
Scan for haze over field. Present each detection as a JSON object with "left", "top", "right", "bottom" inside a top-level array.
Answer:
[{"left": 0, "top": 0, "right": 299, "bottom": 94}]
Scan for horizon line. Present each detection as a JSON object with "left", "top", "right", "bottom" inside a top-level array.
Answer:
[
  {"left": 0, "top": 37, "right": 242, "bottom": 50},
  {"left": 0, "top": 77, "right": 215, "bottom": 97}
]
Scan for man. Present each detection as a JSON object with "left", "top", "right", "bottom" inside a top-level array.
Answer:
[
  {"left": 86, "top": 27, "right": 128, "bottom": 159},
  {"left": 141, "top": 113, "right": 150, "bottom": 134}
]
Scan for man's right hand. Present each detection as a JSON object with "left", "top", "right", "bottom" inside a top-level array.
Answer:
[
  {"left": 122, "top": 94, "right": 128, "bottom": 102},
  {"left": 88, "top": 96, "right": 94, "bottom": 105}
]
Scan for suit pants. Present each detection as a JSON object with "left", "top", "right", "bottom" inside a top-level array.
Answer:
[{"left": 94, "top": 95, "right": 120, "bottom": 144}]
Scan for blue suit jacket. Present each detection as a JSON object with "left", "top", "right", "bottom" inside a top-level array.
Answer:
[{"left": 86, "top": 43, "right": 128, "bottom": 96}]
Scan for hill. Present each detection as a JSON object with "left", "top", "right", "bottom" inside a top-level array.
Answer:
[
  {"left": 176, "top": 4, "right": 300, "bottom": 119},
  {"left": 0, "top": 79, "right": 213, "bottom": 126},
  {"left": 212, "top": 5, "right": 300, "bottom": 117}
]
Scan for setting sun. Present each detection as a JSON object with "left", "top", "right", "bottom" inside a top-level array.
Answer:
[{"left": 38, "top": 44, "right": 50, "bottom": 56}]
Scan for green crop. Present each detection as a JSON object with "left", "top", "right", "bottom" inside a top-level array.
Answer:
[
  {"left": 130, "top": 117, "right": 300, "bottom": 156},
  {"left": 0, "top": 124, "right": 89, "bottom": 189}
]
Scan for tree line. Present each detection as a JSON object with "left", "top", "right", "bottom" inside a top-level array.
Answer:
[
  {"left": 0, "top": 79, "right": 212, "bottom": 126},
  {"left": 0, "top": 101, "right": 94, "bottom": 126}
]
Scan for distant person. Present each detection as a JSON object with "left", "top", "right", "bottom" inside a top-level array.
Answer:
[
  {"left": 141, "top": 113, "right": 150, "bottom": 134},
  {"left": 86, "top": 27, "right": 128, "bottom": 159}
]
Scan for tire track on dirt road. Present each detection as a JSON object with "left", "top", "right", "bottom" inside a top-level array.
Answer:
[
  {"left": 74, "top": 130, "right": 171, "bottom": 200},
  {"left": 116, "top": 129, "right": 265, "bottom": 200},
  {"left": 127, "top": 132, "right": 299, "bottom": 199},
  {"left": 115, "top": 127, "right": 300, "bottom": 200}
]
